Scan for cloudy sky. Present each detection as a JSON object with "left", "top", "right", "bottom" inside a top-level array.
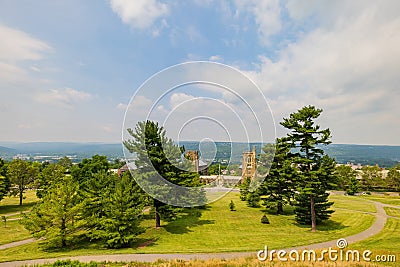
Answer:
[{"left": 0, "top": 0, "right": 399, "bottom": 145}]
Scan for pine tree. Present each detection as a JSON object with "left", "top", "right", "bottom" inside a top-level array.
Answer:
[
  {"left": 294, "top": 189, "right": 334, "bottom": 225},
  {"left": 81, "top": 171, "right": 118, "bottom": 237},
  {"left": 281, "top": 106, "right": 335, "bottom": 231},
  {"left": 239, "top": 177, "right": 251, "bottom": 201},
  {"left": 124, "top": 120, "right": 206, "bottom": 227},
  {"left": 258, "top": 139, "right": 296, "bottom": 214},
  {"left": 90, "top": 172, "right": 144, "bottom": 248}
]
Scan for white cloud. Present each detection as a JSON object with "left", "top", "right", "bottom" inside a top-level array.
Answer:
[
  {"left": 35, "top": 88, "right": 92, "bottom": 109},
  {"left": 116, "top": 103, "right": 128, "bottom": 110},
  {"left": 233, "top": 0, "right": 282, "bottom": 45},
  {"left": 109, "top": 0, "right": 169, "bottom": 30},
  {"left": 0, "top": 24, "right": 51, "bottom": 62},
  {"left": 170, "top": 93, "right": 195, "bottom": 109},
  {"left": 0, "top": 24, "right": 51, "bottom": 86},
  {"left": 209, "top": 55, "right": 223, "bottom": 61},
  {"left": 243, "top": 1, "right": 400, "bottom": 144}
]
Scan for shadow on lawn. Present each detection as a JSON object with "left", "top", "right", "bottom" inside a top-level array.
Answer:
[
  {"left": 0, "top": 201, "right": 37, "bottom": 215},
  {"left": 41, "top": 234, "right": 159, "bottom": 252},
  {"left": 296, "top": 220, "right": 348, "bottom": 231},
  {"left": 164, "top": 207, "right": 214, "bottom": 234},
  {"left": 262, "top": 205, "right": 295, "bottom": 216}
]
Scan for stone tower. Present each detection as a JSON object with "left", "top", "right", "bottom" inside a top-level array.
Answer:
[
  {"left": 185, "top": 150, "right": 199, "bottom": 173},
  {"left": 242, "top": 147, "right": 256, "bottom": 181}
]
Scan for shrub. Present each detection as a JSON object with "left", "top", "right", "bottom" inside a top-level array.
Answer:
[
  {"left": 229, "top": 200, "right": 235, "bottom": 211},
  {"left": 261, "top": 214, "right": 270, "bottom": 224}
]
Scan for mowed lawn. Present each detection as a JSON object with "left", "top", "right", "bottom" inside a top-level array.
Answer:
[
  {"left": 349, "top": 219, "right": 400, "bottom": 266},
  {"left": 348, "top": 194, "right": 400, "bottom": 266},
  {"left": 329, "top": 195, "right": 377, "bottom": 213},
  {"left": 360, "top": 195, "right": 400, "bottom": 206},
  {"left": 136, "top": 193, "right": 375, "bottom": 253},
  {"left": 0, "top": 192, "right": 377, "bottom": 262},
  {"left": 0, "top": 190, "right": 38, "bottom": 215},
  {"left": 385, "top": 207, "right": 400, "bottom": 218},
  {"left": 0, "top": 190, "right": 38, "bottom": 245}
]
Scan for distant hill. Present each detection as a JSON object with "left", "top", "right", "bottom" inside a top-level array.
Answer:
[
  {"left": 0, "top": 142, "right": 123, "bottom": 162},
  {"left": 0, "top": 142, "right": 398, "bottom": 168},
  {"left": 0, "top": 145, "right": 16, "bottom": 156},
  {"left": 323, "top": 144, "right": 400, "bottom": 168}
]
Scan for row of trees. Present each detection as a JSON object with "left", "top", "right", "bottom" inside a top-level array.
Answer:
[
  {"left": 336, "top": 164, "right": 400, "bottom": 193},
  {"left": 8, "top": 120, "right": 204, "bottom": 248}
]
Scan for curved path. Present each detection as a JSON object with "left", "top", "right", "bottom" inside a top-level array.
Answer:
[{"left": 0, "top": 200, "right": 398, "bottom": 267}]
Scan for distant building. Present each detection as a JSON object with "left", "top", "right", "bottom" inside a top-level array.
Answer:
[
  {"left": 185, "top": 150, "right": 209, "bottom": 175},
  {"left": 118, "top": 161, "right": 137, "bottom": 176},
  {"left": 241, "top": 147, "right": 257, "bottom": 182}
]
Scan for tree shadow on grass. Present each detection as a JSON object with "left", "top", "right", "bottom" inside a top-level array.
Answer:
[
  {"left": 164, "top": 207, "right": 214, "bottom": 234},
  {"left": 40, "top": 234, "right": 104, "bottom": 253},
  {"left": 0, "top": 202, "right": 37, "bottom": 215},
  {"left": 41, "top": 234, "right": 159, "bottom": 252},
  {"left": 261, "top": 205, "right": 295, "bottom": 216},
  {"left": 295, "top": 220, "right": 348, "bottom": 231}
]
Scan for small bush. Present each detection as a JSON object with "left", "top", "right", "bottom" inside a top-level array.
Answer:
[
  {"left": 229, "top": 200, "right": 235, "bottom": 211},
  {"left": 261, "top": 214, "right": 270, "bottom": 224}
]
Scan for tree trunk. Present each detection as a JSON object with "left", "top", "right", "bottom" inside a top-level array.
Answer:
[
  {"left": 310, "top": 195, "right": 317, "bottom": 232},
  {"left": 154, "top": 201, "right": 161, "bottom": 228},
  {"left": 19, "top": 187, "right": 23, "bottom": 206},
  {"left": 61, "top": 217, "right": 66, "bottom": 247},
  {"left": 155, "top": 209, "right": 161, "bottom": 228},
  {"left": 277, "top": 202, "right": 283, "bottom": 214}
]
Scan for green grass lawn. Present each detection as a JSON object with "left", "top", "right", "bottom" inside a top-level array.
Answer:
[
  {"left": 360, "top": 195, "right": 400, "bottom": 206},
  {"left": 0, "top": 190, "right": 39, "bottom": 245},
  {"left": 330, "top": 195, "right": 377, "bottom": 213},
  {"left": 384, "top": 207, "right": 400, "bottom": 218},
  {"left": 0, "top": 192, "right": 376, "bottom": 262},
  {"left": 0, "top": 190, "right": 38, "bottom": 215},
  {"left": 350, "top": 218, "right": 400, "bottom": 266},
  {"left": 0, "top": 220, "right": 31, "bottom": 245}
]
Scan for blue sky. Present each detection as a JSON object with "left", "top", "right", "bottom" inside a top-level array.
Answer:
[{"left": 0, "top": 0, "right": 399, "bottom": 145}]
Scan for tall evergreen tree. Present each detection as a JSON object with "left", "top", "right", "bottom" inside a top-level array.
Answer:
[
  {"left": 281, "top": 106, "right": 335, "bottom": 231},
  {"left": 258, "top": 139, "right": 296, "bottom": 214},
  {"left": 124, "top": 120, "right": 205, "bottom": 228},
  {"left": 90, "top": 172, "right": 144, "bottom": 248},
  {"left": 81, "top": 171, "right": 117, "bottom": 236}
]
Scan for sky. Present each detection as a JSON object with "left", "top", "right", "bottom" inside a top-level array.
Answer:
[{"left": 0, "top": 0, "right": 399, "bottom": 145}]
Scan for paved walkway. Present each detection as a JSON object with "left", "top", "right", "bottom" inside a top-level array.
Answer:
[
  {"left": 0, "top": 200, "right": 397, "bottom": 266},
  {"left": 0, "top": 238, "right": 36, "bottom": 251}
]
